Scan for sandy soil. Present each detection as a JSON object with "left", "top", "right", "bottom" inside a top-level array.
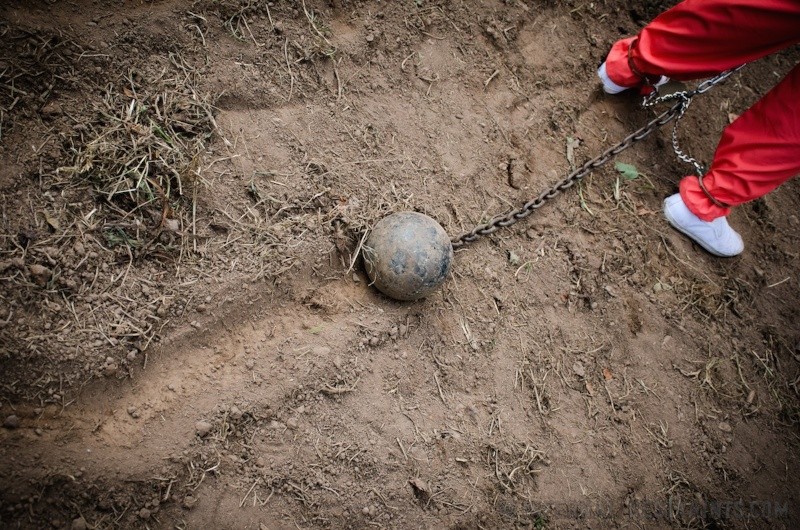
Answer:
[{"left": 1, "top": 1, "right": 799, "bottom": 528}]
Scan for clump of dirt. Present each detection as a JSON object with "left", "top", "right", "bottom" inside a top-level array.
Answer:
[{"left": 1, "top": 0, "right": 799, "bottom": 528}]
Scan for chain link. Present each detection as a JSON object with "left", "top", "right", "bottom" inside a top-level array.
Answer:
[
  {"left": 451, "top": 67, "right": 744, "bottom": 249},
  {"left": 642, "top": 65, "right": 745, "bottom": 177}
]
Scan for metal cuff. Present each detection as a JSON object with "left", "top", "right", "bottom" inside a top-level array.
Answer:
[
  {"left": 627, "top": 39, "right": 663, "bottom": 88},
  {"left": 697, "top": 174, "right": 732, "bottom": 209}
]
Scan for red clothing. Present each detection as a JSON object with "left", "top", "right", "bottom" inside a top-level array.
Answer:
[{"left": 606, "top": 0, "right": 800, "bottom": 221}]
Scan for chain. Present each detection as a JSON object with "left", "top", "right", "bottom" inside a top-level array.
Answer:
[
  {"left": 451, "top": 66, "right": 744, "bottom": 249},
  {"left": 642, "top": 65, "right": 745, "bottom": 176},
  {"left": 645, "top": 90, "right": 704, "bottom": 175}
]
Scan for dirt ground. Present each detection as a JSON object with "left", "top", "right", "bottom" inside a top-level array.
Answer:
[{"left": 1, "top": 0, "right": 799, "bottom": 528}]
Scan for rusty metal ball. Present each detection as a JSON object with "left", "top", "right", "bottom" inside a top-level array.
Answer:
[{"left": 363, "top": 212, "right": 453, "bottom": 301}]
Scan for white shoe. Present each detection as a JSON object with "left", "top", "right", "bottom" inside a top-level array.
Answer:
[
  {"left": 663, "top": 193, "right": 744, "bottom": 257},
  {"left": 597, "top": 61, "right": 669, "bottom": 95}
]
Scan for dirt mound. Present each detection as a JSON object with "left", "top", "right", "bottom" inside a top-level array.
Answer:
[{"left": 1, "top": 0, "right": 798, "bottom": 528}]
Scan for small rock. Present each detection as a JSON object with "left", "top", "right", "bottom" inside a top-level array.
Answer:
[
  {"left": 313, "top": 346, "right": 331, "bottom": 356},
  {"left": 229, "top": 405, "right": 243, "bottom": 421},
  {"left": 572, "top": 362, "right": 586, "bottom": 379},
  {"left": 71, "top": 517, "right": 87, "bottom": 530},
  {"left": 182, "top": 495, "right": 197, "bottom": 510},
  {"left": 137, "top": 507, "right": 151, "bottom": 520},
  {"left": 333, "top": 356, "right": 343, "bottom": 369},
  {"left": 126, "top": 350, "right": 137, "bottom": 362},
  {"left": 29, "top": 264, "right": 52, "bottom": 287},
  {"left": 718, "top": 421, "right": 733, "bottom": 433},
  {"left": 103, "top": 363, "right": 118, "bottom": 377},
  {"left": 3, "top": 415, "right": 20, "bottom": 429},
  {"left": 507, "top": 250, "right": 521, "bottom": 266},
  {"left": 408, "top": 477, "right": 430, "bottom": 494},
  {"left": 195, "top": 420, "right": 213, "bottom": 437},
  {"left": 42, "top": 101, "right": 63, "bottom": 116},
  {"left": 286, "top": 417, "right": 299, "bottom": 430},
  {"left": 352, "top": 273, "right": 361, "bottom": 283}
]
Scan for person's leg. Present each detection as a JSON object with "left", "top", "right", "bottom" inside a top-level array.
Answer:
[
  {"left": 663, "top": 64, "right": 799, "bottom": 257},
  {"left": 603, "top": 0, "right": 800, "bottom": 89},
  {"left": 679, "top": 64, "right": 800, "bottom": 221},
  {"left": 598, "top": 0, "right": 800, "bottom": 256}
]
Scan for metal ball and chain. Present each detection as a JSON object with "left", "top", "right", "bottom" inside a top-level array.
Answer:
[{"left": 364, "top": 68, "right": 742, "bottom": 301}]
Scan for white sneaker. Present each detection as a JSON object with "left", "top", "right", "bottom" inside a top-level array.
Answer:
[
  {"left": 663, "top": 193, "right": 744, "bottom": 257},
  {"left": 597, "top": 61, "right": 669, "bottom": 95}
]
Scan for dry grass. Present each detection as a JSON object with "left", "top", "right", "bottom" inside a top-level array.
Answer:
[
  {"left": 0, "top": 27, "right": 230, "bottom": 392},
  {"left": 486, "top": 441, "right": 548, "bottom": 497},
  {"left": 55, "top": 54, "right": 216, "bottom": 243},
  {"left": 0, "top": 33, "right": 227, "bottom": 402}
]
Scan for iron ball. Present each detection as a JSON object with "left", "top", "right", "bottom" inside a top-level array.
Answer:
[{"left": 363, "top": 211, "right": 453, "bottom": 301}]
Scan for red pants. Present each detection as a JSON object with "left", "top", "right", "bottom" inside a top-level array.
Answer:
[{"left": 606, "top": 0, "right": 800, "bottom": 221}]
